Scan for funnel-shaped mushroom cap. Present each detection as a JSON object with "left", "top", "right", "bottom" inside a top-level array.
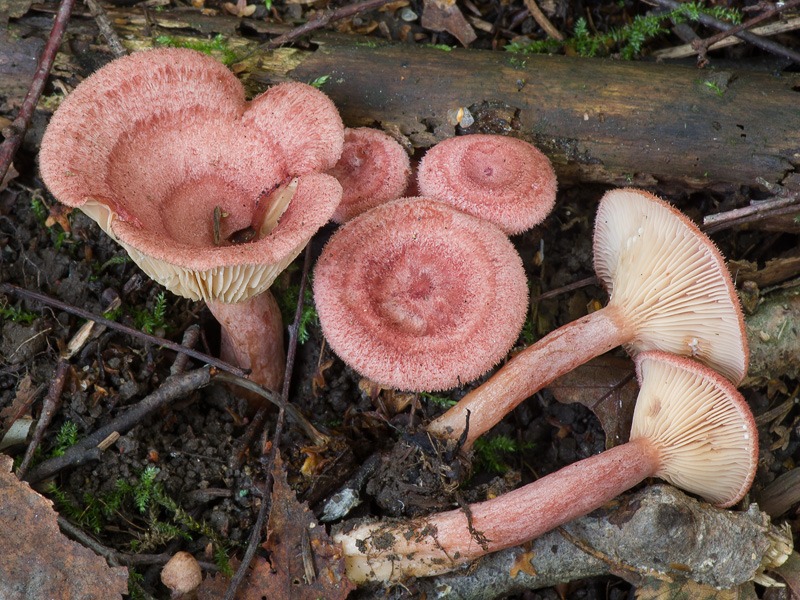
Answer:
[
  {"left": 40, "top": 48, "right": 344, "bottom": 303},
  {"left": 313, "top": 197, "right": 529, "bottom": 392},
  {"left": 329, "top": 127, "right": 411, "bottom": 223},
  {"left": 631, "top": 351, "right": 758, "bottom": 508},
  {"left": 594, "top": 189, "right": 748, "bottom": 385},
  {"left": 417, "top": 134, "right": 557, "bottom": 235}
]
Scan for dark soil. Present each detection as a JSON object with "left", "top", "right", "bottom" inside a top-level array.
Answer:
[{"left": 1, "top": 1, "right": 799, "bottom": 599}]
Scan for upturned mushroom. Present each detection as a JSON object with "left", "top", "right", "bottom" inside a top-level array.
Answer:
[
  {"left": 416, "top": 134, "right": 557, "bottom": 235},
  {"left": 335, "top": 350, "right": 758, "bottom": 583},
  {"left": 328, "top": 127, "right": 411, "bottom": 223},
  {"left": 39, "top": 48, "right": 344, "bottom": 400},
  {"left": 428, "top": 188, "right": 748, "bottom": 447},
  {"left": 313, "top": 197, "right": 529, "bottom": 392}
]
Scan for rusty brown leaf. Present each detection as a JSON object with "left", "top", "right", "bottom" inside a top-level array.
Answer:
[
  {"left": 548, "top": 356, "right": 638, "bottom": 448},
  {"left": 0, "top": 455, "right": 128, "bottom": 599},
  {"left": 198, "top": 452, "right": 354, "bottom": 600},
  {"left": 0, "top": 374, "right": 40, "bottom": 438}
]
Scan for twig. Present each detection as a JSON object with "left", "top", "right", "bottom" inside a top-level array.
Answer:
[
  {"left": 0, "top": 283, "right": 247, "bottom": 378},
  {"left": 16, "top": 359, "right": 69, "bottom": 479},
  {"left": 691, "top": 0, "right": 800, "bottom": 63},
  {"left": 645, "top": 0, "right": 800, "bottom": 65},
  {"left": 702, "top": 198, "right": 800, "bottom": 235},
  {"left": 0, "top": 0, "right": 76, "bottom": 184},
  {"left": 529, "top": 276, "right": 598, "bottom": 305},
  {"left": 521, "top": 0, "right": 564, "bottom": 41},
  {"left": 170, "top": 325, "right": 201, "bottom": 376},
  {"left": 655, "top": 17, "right": 800, "bottom": 59},
  {"left": 84, "top": 0, "right": 128, "bottom": 58},
  {"left": 265, "top": 0, "right": 398, "bottom": 48},
  {"left": 24, "top": 367, "right": 214, "bottom": 483},
  {"left": 222, "top": 246, "right": 313, "bottom": 600}
]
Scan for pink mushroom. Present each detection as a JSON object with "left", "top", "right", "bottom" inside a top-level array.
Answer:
[
  {"left": 328, "top": 127, "right": 411, "bottom": 223},
  {"left": 335, "top": 351, "right": 758, "bottom": 583},
  {"left": 428, "top": 188, "right": 748, "bottom": 447},
  {"left": 313, "top": 197, "right": 528, "bottom": 392},
  {"left": 416, "top": 134, "right": 557, "bottom": 235},
  {"left": 39, "top": 48, "right": 344, "bottom": 400}
]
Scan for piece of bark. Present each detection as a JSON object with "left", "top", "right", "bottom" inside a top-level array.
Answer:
[
  {"left": 744, "top": 287, "right": 800, "bottom": 385},
  {"left": 373, "top": 485, "right": 788, "bottom": 600},
  {"left": 16, "top": 7, "right": 800, "bottom": 192}
]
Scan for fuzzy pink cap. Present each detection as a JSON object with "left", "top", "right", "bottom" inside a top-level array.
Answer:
[
  {"left": 313, "top": 197, "right": 529, "bottom": 392},
  {"left": 328, "top": 127, "right": 411, "bottom": 223},
  {"left": 39, "top": 48, "right": 344, "bottom": 303},
  {"left": 417, "top": 134, "right": 557, "bottom": 235}
]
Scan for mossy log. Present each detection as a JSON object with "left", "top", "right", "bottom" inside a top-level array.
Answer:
[{"left": 5, "top": 6, "right": 789, "bottom": 191}]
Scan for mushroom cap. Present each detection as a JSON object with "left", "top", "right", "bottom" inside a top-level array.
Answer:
[
  {"left": 631, "top": 351, "right": 758, "bottom": 508},
  {"left": 593, "top": 189, "right": 748, "bottom": 385},
  {"left": 329, "top": 127, "right": 411, "bottom": 223},
  {"left": 39, "top": 48, "right": 344, "bottom": 303},
  {"left": 161, "top": 551, "right": 202, "bottom": 596},
  {"left": 416, "top": 134, "right": 557, "bottom": 235},
  {"left": 313, "top": 197, "right": 529, "bottom": 392}
]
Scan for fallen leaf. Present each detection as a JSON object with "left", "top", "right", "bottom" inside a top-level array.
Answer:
[
  {"left": 509, "top": 546, "right": 536, "bottom": 578},
  {"left": 772, "top": 550, "right": 800, "bottom": 596},
  {"left": 421, "top": 0, "right": 477, "bottom": 47},
  {"left": 548, "top": 356, "right": 638, "bottom": 448},
  {"left": 45, "top": 204, "right": 73, "bottom": 233},
  {"left": 0, "top": 455, "right": 128, "bottom": 599},
  {"left": 0, "top": 374, "right": 40, "bottom": 438},
  {"left": 1, "top": 161, "right": 19, "bottom": 191},
  {"left": 197, "top": 452, "right": 355, "bottom": 600}
]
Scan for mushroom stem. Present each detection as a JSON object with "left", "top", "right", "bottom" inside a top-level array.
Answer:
[
  {"left": 336, "top": 438, "right": 658, "bottom": 583},
  {"left": 207, "top": 291, "right": 285, "bottom": 395},
  {"left": 427, "top": 304, "right": 630, "bottom": 447}
]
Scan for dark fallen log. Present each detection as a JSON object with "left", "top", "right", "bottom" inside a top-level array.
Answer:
[{"left": 7, "top": 5, "right": 800, "bottom": 191}]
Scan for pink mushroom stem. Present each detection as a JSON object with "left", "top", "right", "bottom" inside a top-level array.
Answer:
[
  {"left": 337, "top": 438, "right": 657, "bottom": 582},
  {"left": 427, "top": 304, "right": 629, "bottom": 447},
  {"left": 207, "top": 291, "right": 285, "bottom": 393}
]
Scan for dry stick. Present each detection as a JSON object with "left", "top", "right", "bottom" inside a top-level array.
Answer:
[
  {"left": 0, "top": 0, "right": 76, "bottom": 183},
  {"left": 646, "top": 0, "right": 800, "bottom": 65},
  {"left": 529, "top": 275, "right": 598, "bottom": 305},
  {"left": 170, "top": 324, "right": 201, "bottom": 376},
  {"left": 16, "top": 359, "right": 69, "bottom": 479},
  {"left": 0, "top": 283, "right": 247, "bottom": 378},
  {"left": 691, "top": 0, "right": 800, "bottom": 61},
  {"left": 24, "top": 366, "right": 213, "bottom": 483},
  {"left": 84, "top": 0, "right": 127, "bottom": 58},
  {"left": 222, "top": 246, "right": 313, "bottom": 600},
  {"left": 702, "top": 204, "right": 800, "bottom": 235},
  {"left": 521, "top": 0, "right": 564, "bottom": 41},
  {"left": 265, "top": 0, "right": 398, "bottom": 48}
]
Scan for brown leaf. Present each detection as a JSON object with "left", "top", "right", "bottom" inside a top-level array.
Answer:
[
  {"left": 773, "top": 551, "right": 800, "bottom": 596},
  {"left": 45, "top": 204, "right": 73, "bottom": 234},
  {"left": 197, "top": 452, "right": 354, "bottom": 600},
  {"left": 0, "top": 374, "right": 40, "bottom": 438},
  {"left": 421, "top": 0, "right": 477, "bottom": 46},
  {"left": 0, "top": 455, "right": 129, "bottom": 599},
  {"left": 1, "top": 161, "right": 19, "bottom": 191},
  {"left": 548, "top": 356, "right": 638, "bottom": 448}
]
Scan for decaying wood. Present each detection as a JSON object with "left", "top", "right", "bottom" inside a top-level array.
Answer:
[
  {"left": 394, "top": 485, "right": 791, "bottom": 600},
  {"left": 6, "top": 6, "right": 798, "bottom": 192}
]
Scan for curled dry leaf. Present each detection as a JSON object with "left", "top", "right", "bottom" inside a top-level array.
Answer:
[{"left": 0, "top": 455, "right": 129, "bottom": 599}]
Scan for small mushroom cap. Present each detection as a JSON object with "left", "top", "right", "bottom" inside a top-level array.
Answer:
[
  {"left": 40, "top": 48, "right": 344, "bottom": 303},
  {"left": 161, "top": 551, "right": 202, "bottom": 596},
  {"left": 631, "top": 351, "right": 758, "bottom": 508},
  {"left": 313, "top": 197, "right": 529, "bottom": 392},
  {"left": 329, "top": 127, "right": 411, "bottom": 223},
  {"left": 593, "top": 188, "right": 748, "bottom": 385},
  {"left": 416, "top": 134, "right": 557, "bottom": 235}
]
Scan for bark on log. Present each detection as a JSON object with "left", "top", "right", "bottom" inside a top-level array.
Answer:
[{"left": 9, "top": 6, "right": 800, "bottom": 191}]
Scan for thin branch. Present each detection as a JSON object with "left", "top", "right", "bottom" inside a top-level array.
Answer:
[
  {"left": 0, "top": 283, "right": 247, "bottom": 377},
  {"left": 0, "top": 0, "right": 76, "bottom": 183},
  {"left": 645, "top": 0, "right": 800, "bottom": 65},
  {"left": 265, "top": 0, "right": 398, "bottom": 48},
  {"left": 691, "top": 0, "right": 800, "bottom": 62},
  {"left": 222, "top": 245, "right": 313, "bottom": 600},
  {"left": 24, "top": 367, "right": 214, "bottom": 483},
  {"left": 16, "top": 359, "right": 69, "bottom": 479},
  {"left": 84, "top": 0, "right": 128, "bottom": 58},
  {"left": 529, "top": 276, "right": 598, "bottom": 305},
  {"left": 521, "top": 0, "right": 564, "bottom": 41}
]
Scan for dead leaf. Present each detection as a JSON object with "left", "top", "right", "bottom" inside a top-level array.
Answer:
[
  {"left": 0, "top": 455, "right": 129, "bottom": 599},
  {"left": 773, "top": 550, "right": 800, "bottom": 596},
  {"left": 635, "top": 577, "right": 745, "bottom": 600},
  {"left": 0, "top": 373, "right": 40, "bottom": 438},
  {"left": 548, "top": 356, "right": 638, "bottom": 448},
  {"left": 197, "top": 452, "right": 354, "bottom": 600},
  {"left": 45, "top": 204, "right": 73, "bottom": 233},
  {"left": 421, "top": 0, "right": 477, "bottom": 47},
  {"left": 1, "top": 161, "right": 19, "bottom": 191},
  {"left": 509, "top": 545, "right": 537, "bottom": 578}
]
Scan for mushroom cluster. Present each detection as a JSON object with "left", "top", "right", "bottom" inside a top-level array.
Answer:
[{"left": 40, "top": 48, "right": 345, "bottom": 400}]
